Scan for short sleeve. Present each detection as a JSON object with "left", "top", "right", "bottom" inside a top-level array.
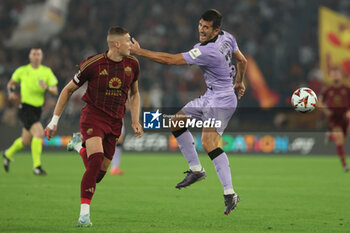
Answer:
[
  {"left": 11, "top": 67, "right": 23, "bottom": 83},
  {"left": 133, "top": 60, "right": 140, "bottom": 83},
  {"left": 72, "top": 60, "right": 90, "bottom": 87},
  {"left": 46, "top": 68, "right": 58, "bottom": 86},
  {"left": 230, "top": 34, "right": 239, "bottom": 53},
  {"left": 182, "top": 47, "right": 212, "bottom": 66}
]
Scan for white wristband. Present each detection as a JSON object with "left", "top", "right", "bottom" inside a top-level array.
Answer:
[{"left": 48, "top": 115, "right": 60, "bottom": 129}]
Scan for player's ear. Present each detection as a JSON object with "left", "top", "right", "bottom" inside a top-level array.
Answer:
[{"left": 114, "top": 40, "right": 121, "bottom": 48}]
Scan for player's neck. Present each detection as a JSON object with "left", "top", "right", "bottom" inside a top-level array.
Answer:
[
  {"left": 107, "top": 50, "right": 123, "bottom": 62},
  {"left": 30, "top": 63, "right": 40, "bottom": 69}
]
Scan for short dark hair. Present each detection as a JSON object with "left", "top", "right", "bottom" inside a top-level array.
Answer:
[
  {"left": 201, "top": 9, "right": 222, "bottom": 29},
  {"left": 108, "top": 26, "right": 128, "bottom": 36}
]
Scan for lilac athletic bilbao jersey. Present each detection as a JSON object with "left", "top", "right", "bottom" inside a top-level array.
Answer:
[{"left": 182, "top": 30, "right": 238, "bottom": 90}]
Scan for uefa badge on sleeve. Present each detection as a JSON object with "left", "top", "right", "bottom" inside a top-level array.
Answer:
[{"left": 143, "top": 109, "right": 162, "bottom": 129}]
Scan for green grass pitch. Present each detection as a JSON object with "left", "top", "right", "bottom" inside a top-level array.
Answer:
[{"left": 0, "top": 152, "right": 349, "bottom": 233}]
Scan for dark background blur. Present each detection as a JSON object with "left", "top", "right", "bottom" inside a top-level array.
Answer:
[{"left": 0, "top": 0, "right": 349, "bottom": 135}]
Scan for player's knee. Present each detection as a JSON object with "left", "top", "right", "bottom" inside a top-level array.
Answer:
[
  {"left": 335, "top": 137, "right": 345, "bottom": 145},
  {"left": 35, "top": 133, "right": 45, "bottom": 139},
  {"left": 22, "top": 139, "right": 31, "bottom": 146},
  {"left": 201, "top": 137, "right": 215, "bottom": 153},
  {"left": 334, "top": 132, "right": 345, "bottom": 145},
  {"left": 31, "top": 130, "right": 44, "bottom": 139}
]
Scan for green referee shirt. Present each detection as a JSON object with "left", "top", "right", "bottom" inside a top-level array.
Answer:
[{"left": 12, "top": 64, "right": 58, "bottom": 107}]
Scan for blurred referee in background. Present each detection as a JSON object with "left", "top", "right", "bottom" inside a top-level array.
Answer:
[{"left": 3, "top": 48, "right": 58, "bottom": 175}]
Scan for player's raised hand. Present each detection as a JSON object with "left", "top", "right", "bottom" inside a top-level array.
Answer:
[
  {"left": 130, "top": 38, "right": 141, "bottom": 54},
  {"left": 132, "top": 121, "right": 143, "bottom": 138},
  {"left": 234, "top": 81, "right": 245, "bottom": 100}
]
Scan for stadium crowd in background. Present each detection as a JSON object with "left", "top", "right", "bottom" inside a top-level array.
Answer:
[{"left": 1, "top": 0, "right": 350, "bottom": 128}]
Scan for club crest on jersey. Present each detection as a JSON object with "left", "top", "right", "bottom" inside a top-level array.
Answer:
[
  {"left": 189, "top": 48, "right": 202, "bottom": 59},
  {"left": 109, "top": 77, "right": 122, "bottom": 89},
  {"left": 124, "top": 66, "right": 132, "bottom": 76}
]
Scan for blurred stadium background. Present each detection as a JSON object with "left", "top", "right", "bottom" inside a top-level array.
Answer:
[
  {"left": 1, "top": 1, "right": 350, "bottom": 233},
  {"left": 1, "top": 0, "right": 349, "bottom": 154}
]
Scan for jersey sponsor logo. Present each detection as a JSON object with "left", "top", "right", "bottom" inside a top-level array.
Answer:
[
  {"left": 189, "top": 48, "right": 202, "bottom": 59},
  {"left": 99, "top": 69, "right": 108, "bottom": 76},
  {"left": 105, "top": 89, "right": 122, "bottom": 96},
  {"left": 73, "top": 70, "right": 81, "bottom": 83},
  {"left": 109, "top": 77, "right": 122, "bottom": 89}
]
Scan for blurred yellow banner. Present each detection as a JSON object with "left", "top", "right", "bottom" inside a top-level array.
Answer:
[{"left": 319, "top": 6, "right": 350, "bottom": 84}]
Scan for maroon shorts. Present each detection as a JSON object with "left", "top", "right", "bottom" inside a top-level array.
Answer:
[
  {"left": 80, "top": 104, "right": 123, "bottom": 160},
  {"left": 328, "top": 117, "right": 349, "bottom": 136}
]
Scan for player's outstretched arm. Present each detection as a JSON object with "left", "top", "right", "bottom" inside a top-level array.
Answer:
[
  {"left": 131, "top": 38, "right": 186, "bottom": 65},
  {"left": 129, "top": 81, "right": 143, "bottom": 138},
  {"left": 45, "top": 80, "right": 79, "bottom": 140},
  {"left": 232, "top": 50, "right": 247, "bottom": 100}
]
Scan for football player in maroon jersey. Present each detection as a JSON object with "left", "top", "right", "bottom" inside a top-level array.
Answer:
[
  {"left": 45, "top": 27, "right": 143, "bottom": 226},
  {"left": 320, "top": 67, "right": 350, "bottom": 172}
]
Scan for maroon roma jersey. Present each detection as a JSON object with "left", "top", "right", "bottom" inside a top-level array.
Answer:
[
  {"left": 73, "top": 52, "right": 139, "bottom": 119},
  {"left": 321, "top": 84, "right": 350, "bottom": 117}
]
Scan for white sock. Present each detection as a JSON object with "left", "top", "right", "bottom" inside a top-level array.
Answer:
[
  {"left": 74, "top": 143, "right": 83, "bottom": 153},
  {"left": 224, "top": 188, "right": 235, "bottom": 195},
  {"left": 190, "top": 164, "right": 203, "bottom": 172},
  {"left": 80, "top": 204, "right": 90, "bottom": 216}
]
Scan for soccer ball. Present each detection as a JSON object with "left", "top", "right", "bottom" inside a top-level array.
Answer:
[{"left": 291, "top": 87, "right": 318, "bottom": 113}]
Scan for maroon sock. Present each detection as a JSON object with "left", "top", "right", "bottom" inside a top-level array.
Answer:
[
  {"left": 336, "top": 145, "right": 346, "bottom": 167},
  {"left": 96, "top": 170, "right": 106, "bottom": 183},
  {"left": 80, "top": 152, "right": 104, "bottom": 204},
  {"left": 329, "top": 134, "right": 335, "bottom": 142},
  {"left": 79, "top": 148, "right": 88, "bottom": 169}
]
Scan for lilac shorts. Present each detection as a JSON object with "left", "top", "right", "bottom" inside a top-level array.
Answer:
[{"left": 182, "top": 89, "right": 237, "bottom": 135}]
